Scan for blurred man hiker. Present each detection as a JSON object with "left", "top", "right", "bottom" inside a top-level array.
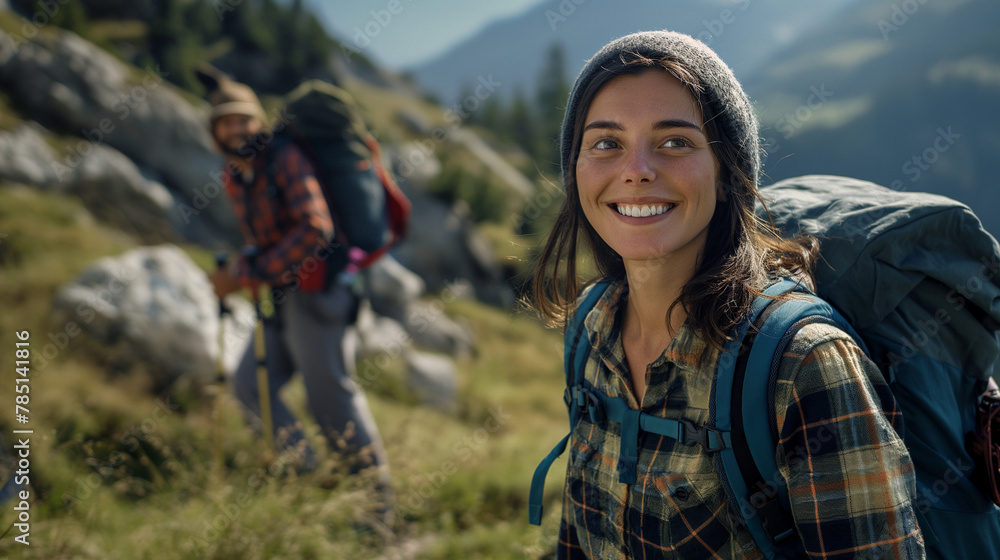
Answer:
[{"left": 197, "top": 67, "right": 392, "bottom": 524}]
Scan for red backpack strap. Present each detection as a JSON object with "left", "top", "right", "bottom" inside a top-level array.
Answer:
[{"left": 350, "top": 135, "right": 410, "bottom": 270}]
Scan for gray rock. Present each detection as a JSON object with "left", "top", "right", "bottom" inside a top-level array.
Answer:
[
  {"left": 0, "top": 25, "right": 239, "bottom": 246},
  {"left": 0, "top": 123, "right": 59, "bottom": 187},
  {"left": 392, "top": 191, "right": 514, "bottom": 307},
  {"left": 364, "top": 255, "right": 425, "bottom": 321},
  {"left": 388, "top": 141, "right": 442, "bottom": 192},
  {"left": 358, "top": 255, "right": 475, "bottom": 356},
  {"left": 52, "top": 244, "right": 253, "bottom": 389},
  {"left": 353, "top": 300, "right": 411, "bottom": 361},
  {"left": 0, "top": 123, "right": 178, "bottom": 243},
  {"left": 404, "top": 350, "right": 457, "bottom": 413},
  {"left": 396, "top": 110, "right": 433, "bottom": 137},
  {"left": 0, "top": 18, "right": 516, "bottom": 314},
  {"left": 447, "top": 127, "right": 535, "bottom": 199},
  {"left": 68, "top": 143, "right": 176, "bottom": 242},
  {"left": 403, "top": 299, "right": 475, "bottom": 359}
]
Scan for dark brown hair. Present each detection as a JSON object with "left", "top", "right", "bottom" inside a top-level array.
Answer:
[{"left": 532, "top": 52, "right": 817, "bottom": 350}]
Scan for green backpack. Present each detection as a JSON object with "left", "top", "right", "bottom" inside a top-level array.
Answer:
[{"left": 528, "top": 175, "right": 1000, "bottom": 559}]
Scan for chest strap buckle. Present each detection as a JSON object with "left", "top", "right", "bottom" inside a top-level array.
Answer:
[{"left": 678, "top": 419, "right": 727, "bottom": 451}]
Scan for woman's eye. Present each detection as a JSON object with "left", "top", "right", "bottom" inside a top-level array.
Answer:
[
  {"left": 662, "top": 137, "right": 692, "bottom": 149},
  {"left": 593, "top": 138, "right": 620, "bottom": 150}
]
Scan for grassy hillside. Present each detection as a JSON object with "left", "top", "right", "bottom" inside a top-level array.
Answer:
[{"left": 0, "top": 187, "right": 570, "bottom": 559}]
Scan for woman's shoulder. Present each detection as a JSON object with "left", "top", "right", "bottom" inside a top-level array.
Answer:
[
  {"left": 567, "top": 278, "right": 626, "bottom": 345},
  {"left": 572, "top": 277, "right": 623, "bottom": 313},
  {"left": 774, "top": 319, "right": 886, "bottom": 407},
  {"left": 785, "top": 320, "right": 862, "bottom": 357},
  {"left": 779, "top": 319, "right": 868, "bottom": 373}
]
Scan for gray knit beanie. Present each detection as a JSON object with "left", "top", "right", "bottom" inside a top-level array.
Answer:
[{"left": 561, "top": 30, "right": 759, "bottom": 188}]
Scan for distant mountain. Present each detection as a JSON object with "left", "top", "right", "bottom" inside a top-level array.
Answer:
[
  {"left": 411, "top": 0, "right": 999, "bottom": 236},
  {"left": 748, "top": 0, "right": 1000, "bottom": 235},
  {"left": 408, "top": 0, "right": 862, "bottom": 103}
]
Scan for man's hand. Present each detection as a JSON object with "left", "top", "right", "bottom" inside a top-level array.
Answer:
[{"left": 209, "top": 266, "right": 242, "bottom": 299}]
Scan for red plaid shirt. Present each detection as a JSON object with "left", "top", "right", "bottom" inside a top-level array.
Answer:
[{"left": 223, "top": 143, "right": 333, "bottom": 287}]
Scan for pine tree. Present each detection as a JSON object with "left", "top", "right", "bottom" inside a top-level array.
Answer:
[
  {"left": 509, "top": 87, "right": 537, "bottom": 159},
  {"left": 148, "top": 0, "right": 201, "bottom": 90},
  {"left": 534, "top": 43, "right": 571, "bottom": 174}
]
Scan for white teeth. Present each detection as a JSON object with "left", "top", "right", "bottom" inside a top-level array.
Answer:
[{"left": 616, "top": 203, "right": 673, "bottom": 217}]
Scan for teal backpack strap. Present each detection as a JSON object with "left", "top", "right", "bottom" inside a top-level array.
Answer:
[
  {"left": 716, "top": 278, "right": 866, "bottom": 559},
  {"left": 528, "top": 280, "right": 613, "bottom": 525}
]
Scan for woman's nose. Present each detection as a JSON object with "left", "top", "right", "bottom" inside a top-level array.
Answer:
[{"left": 621, "top": 146, "right": 655, "bottom": 184}]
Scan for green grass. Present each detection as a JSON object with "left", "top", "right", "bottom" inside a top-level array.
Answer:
[{"left": 0, "top": 186, "right": 569, "bottom": 559}]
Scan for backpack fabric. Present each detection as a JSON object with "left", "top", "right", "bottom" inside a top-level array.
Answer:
[
  {"left": 528, "top": 175, "right": 1000, "bottom": 560},
  {"left": 265, "top": 80, "right": 410, "bottom": 282},
  {"left": 755, "top": 175, "right": 1000, "bottom": 558}
]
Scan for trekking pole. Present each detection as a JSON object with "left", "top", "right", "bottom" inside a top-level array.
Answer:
[
  {"left": 212, "top": 252, "right": 231, "bottom": 481},
  {"left": 244, "top": 247, "right": 275, "bottom": 457}
]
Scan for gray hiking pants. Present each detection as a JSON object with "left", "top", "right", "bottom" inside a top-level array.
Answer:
[{"left": 232, "top": 282, "right": 388, "bottom": 473}]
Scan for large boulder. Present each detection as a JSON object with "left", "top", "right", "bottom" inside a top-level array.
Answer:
[
  {"left": 0, "top": 122, "right": 59, "bottom": 186},
  {"left": 51, "top": 245, "right": 253, "bottom": 389},
  {"left": 0, "top": 24, "right": 239, "bottom": 246},
  {"left": 68, "top": 142, "right": 177, "bottom": 242},
  {"left": 364, "top": 254, "right": 425, "bottom": 320},
  {"left": 363, "top": 255, "right": 476, "bottom": 358},
  {"left": 0, "top": 123, "right": 177, "bottom": 243},
  {"left": 351, "top": 304, "right": 460, "bottom": 414},
  {"left": 405, "top": 350, "right": 458, "bottom": 414}
]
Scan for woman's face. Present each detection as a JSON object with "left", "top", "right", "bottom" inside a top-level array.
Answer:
[{"left": 576, "top": 70, "right": 720, "bottom": 269}]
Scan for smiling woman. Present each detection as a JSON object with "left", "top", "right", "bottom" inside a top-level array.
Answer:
[
  {"left": 577, "top": 71, "right": 719, "bottom": 275},
  {"left": 529, "top": 31, "right": 926, "bottom": 559}
]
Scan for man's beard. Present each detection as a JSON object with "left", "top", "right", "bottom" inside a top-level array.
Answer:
[{"left": 219, "top": 135, "right": 255, "bottom": 158}]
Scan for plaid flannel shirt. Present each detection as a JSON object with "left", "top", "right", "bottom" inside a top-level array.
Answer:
[
  {"left": 558, "top": 279, "right": 925, "bottom": 559},
  {"left": 223, "top": 143, "right": 333, "bottom": 287}
]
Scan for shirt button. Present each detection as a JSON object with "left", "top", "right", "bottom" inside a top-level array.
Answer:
[{"left": 674, "top": 486, "right": 690, "bottom": 501}]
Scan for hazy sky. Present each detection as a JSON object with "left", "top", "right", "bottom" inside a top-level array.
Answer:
[{"left": 307, "top": 0, "right": 547, "bottom": 69}]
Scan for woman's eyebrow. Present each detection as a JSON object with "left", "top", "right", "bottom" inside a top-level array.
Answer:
[
  {"left": 653, "top": 119, "right": 703, "bottom": 132},
  {"left": 582, "top": 120, "right": 623, "bottom": 132},
  {"left": 582, "top": 119, "right": 704, "bottom": 132}
]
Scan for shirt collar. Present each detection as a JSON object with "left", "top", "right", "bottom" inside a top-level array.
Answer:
[{"left": 582, "top": 277, "right": 714, "bottom": 375}]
